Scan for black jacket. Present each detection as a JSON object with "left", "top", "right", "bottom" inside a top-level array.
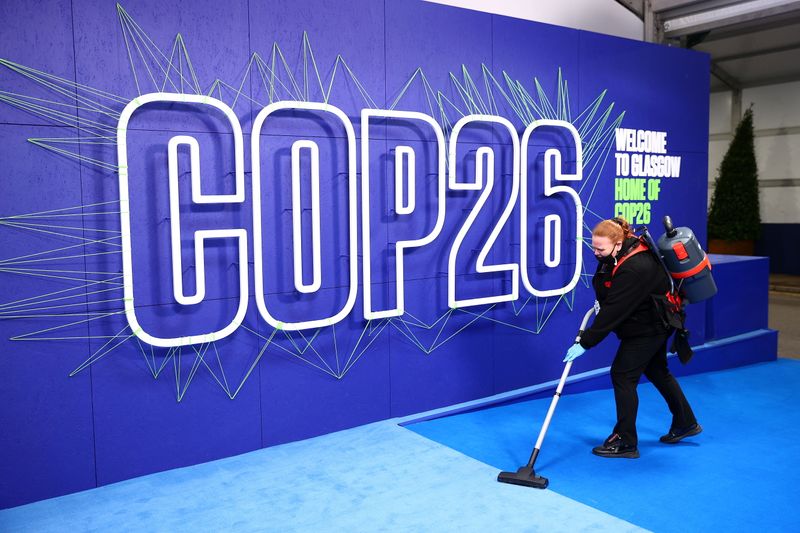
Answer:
[{"left": 580, "top": 237, "right": 671, "bottom": 349}]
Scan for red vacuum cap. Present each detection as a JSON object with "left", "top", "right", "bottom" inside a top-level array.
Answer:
[{"left": 672, "top": 242, "right": 689, "bottom": 261}]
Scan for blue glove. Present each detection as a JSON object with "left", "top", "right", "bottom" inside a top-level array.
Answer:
[{"left": 563, "top": 343, "right": 586, "bottom": 363}]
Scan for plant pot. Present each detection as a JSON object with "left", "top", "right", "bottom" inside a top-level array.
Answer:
[{"left": 708, "top": 239, "right": 755, "bottom": 255}]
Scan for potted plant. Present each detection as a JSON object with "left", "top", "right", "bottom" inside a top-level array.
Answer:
[{"left": 707, "top": 106, "right": 760, "bottom": 255}]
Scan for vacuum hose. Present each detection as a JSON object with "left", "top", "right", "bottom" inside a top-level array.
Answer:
[{"left": 663, "top": 216, "right": 677, "bottom": 238}]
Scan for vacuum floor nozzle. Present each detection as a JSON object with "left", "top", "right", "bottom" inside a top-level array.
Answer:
[{"left": 497, "top": 467, "right": 549, "bottom": 489}]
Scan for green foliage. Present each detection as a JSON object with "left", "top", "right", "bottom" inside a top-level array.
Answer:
[{"left": 708, "top": 107, "right": 761, "bottom": 240}]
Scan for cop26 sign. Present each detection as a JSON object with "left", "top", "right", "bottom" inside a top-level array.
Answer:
[{"left": 118, "top": 93, "right": 584, "bottom": 347}]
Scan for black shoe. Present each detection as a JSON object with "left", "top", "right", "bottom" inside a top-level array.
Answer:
[
  {"left": 592, "top": 433, "right": 640, "bottom": 458},
  {"left": 660, "top": 423, "right": 702, "bottom": 444}
]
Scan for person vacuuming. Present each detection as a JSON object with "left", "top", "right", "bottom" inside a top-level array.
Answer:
[{"left": 564, "top": 216, "right": 701, "bottom": 458}]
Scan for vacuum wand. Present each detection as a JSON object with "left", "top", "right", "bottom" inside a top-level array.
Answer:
[
  {"left": 526, "top": 359, "right": 574, "bottom": 469},
  {"left": 497, "top": 306, "right": 598, "bottom": 489}
]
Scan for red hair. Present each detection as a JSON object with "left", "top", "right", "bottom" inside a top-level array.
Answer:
[{"left": 592, "top": 217, "right": 635, "bottom": 242}]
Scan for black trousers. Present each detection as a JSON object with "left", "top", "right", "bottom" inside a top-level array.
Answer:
[{"left": 610, "top": 332, "right": 697, "bottom": 446}]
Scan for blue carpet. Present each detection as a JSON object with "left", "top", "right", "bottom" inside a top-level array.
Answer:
[
  {"left": 0, "top": 418, "right": 643, "bottom": 532},
  {"left": 407, "top": 359, "right": 800, "bottom": 533}
]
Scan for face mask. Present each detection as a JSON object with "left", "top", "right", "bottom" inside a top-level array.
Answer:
[
  {"left": 596, "top": 254, "right": 616, "bottom": 265},
  {"left": 595, "top": 243, "right": 620, "bottom": 265}
]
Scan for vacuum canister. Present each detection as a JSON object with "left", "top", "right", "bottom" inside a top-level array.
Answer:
[{"left": 657, "top": 216, "right": 717, "bottom": 303}]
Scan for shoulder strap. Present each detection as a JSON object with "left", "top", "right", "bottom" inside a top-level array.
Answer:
[{"left": 611, "top": 241, "right": 648, "bottom": 277}]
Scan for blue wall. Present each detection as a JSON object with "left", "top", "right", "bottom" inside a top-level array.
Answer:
[
  {"left": 0, "top": 0, "right": 714, "bottom": 508},
  {"left": 757, "top": 223, "right": 800, "bottom": 275}
]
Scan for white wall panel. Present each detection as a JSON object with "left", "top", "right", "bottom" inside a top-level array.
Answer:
[
  {"left": 425, "top": 0, "right": 643, "bottom": 40},
  {"left": 709, "top": 91, "right": 733, "bottom": 135},
  {"left": 759, "top": 187, "right": 800, "bottom": 224},
  {"left": 755, "top": 134, "right": 800, "bottom": 182},
  {"left": 743, "top": 81, "right": 800, "bottom": 130}
]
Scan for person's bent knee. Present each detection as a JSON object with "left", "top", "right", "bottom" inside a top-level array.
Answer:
[{"left": 645, "top": 366, "right": 675, "bottom": 384}]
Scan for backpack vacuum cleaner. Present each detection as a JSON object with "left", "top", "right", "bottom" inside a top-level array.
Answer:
[{"left": 497, "top": 216, "right": 716, "bottom": 489}]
